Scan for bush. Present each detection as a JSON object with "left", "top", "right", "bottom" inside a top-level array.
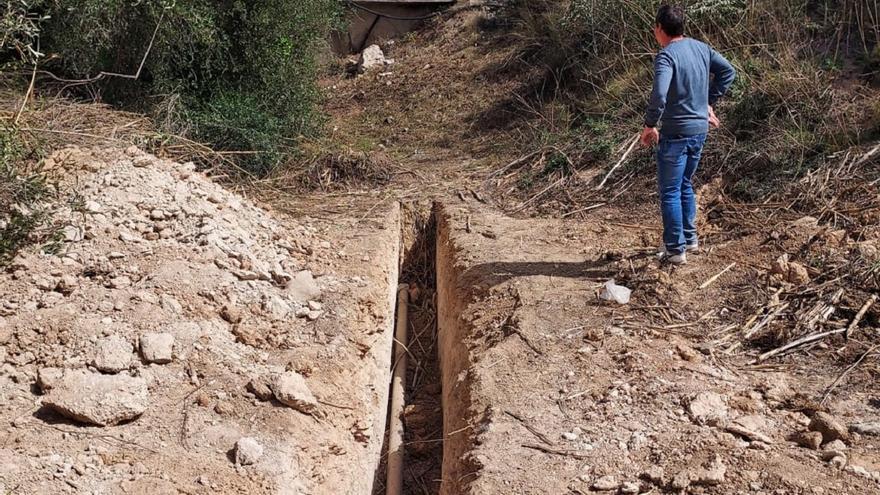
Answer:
[
  {"left": 499, "top": 0, "right": 880, "bottom": 200},
  {"left": 0, "top": 128, "right": 60, "bottom": 265},
  {"left": 35, "top": 0, "right": 342, "bottom": 176}
]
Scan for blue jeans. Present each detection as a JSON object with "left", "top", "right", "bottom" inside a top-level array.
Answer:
[{"left": 656, "top": 133, "right": 707, "bottom": 255}]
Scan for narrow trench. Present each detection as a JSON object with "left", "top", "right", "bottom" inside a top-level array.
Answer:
[{"left": 373, "top": 202, "right": 443, "bottom": 495}]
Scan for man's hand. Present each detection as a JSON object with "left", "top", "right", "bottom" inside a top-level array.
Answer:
[
  {"left": 640, "top": 126, "right": 659, "bottom": 147},
  {"left": 708, "top": 105, "right": 720, "bottom": 129}
]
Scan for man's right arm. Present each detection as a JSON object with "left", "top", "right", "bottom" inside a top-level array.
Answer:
[
  {"left": 709, "top": 49, "right": 736, "bottom": 104},
  {"left": 645, "top": 52, "right": 674, "bottom": 129}
]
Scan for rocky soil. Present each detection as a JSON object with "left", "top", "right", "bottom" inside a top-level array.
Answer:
[
  {"left": 435, "top": 201, "right": 880, "bottom": 495},
  {"left": 0, "top": 147, "right": 401, "bottom": 494}
]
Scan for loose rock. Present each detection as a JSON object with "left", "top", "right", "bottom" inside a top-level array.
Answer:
[
  {"left": 796, "top": 431, "right": 823, "bottom": 450},
  {"left": 234, "top": 437, "right": 264, "bottom": 466},
  {"left": 92, "top": 335, "right": 133, "bottom": 373},
  {"left": 270, "top": 371, "right": 319, "bottom": 415},
  {"left": 357, "top": 44, "right": 387, "bottom": 73},
  {"left": 810, "top": 412, "right": 849, "bottom": 444},
  {"left": 850, "top": 422, "right": 880, "bottom": 437},
  {"left": 287, "top": 270, "right": 321, "bottom": 302},
  {"left": 43, "top": 370, "right": 149, "bottom": 426},
  {"left": 591, "top": 475, "right": 618, "bottom": 491},
  {"left": 140, "top": 333, "right": 174, "bottom": 364},
  {"left": 687, "top": 391, "right": 728, "bottom": 426},
  {"left": 246, "top": 377, "right": 274, "bottom": 401},
  {"left": 37, "top": 367, "right": 64, "bottom": 393}
]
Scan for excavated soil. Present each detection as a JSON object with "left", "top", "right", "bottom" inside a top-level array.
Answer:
[
  {"left": 435, "top": 201, "right": 880, "bottom": 494},
  {"left": 0, "top": 147, "right": 401, "bottom": 494}
]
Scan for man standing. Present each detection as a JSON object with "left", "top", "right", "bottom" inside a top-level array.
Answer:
[{"left": 641, "top": 4, "right": 736, "bottom": 264}]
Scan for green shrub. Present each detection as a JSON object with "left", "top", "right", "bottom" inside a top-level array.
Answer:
[
  {"left": 35, "top": 0, "right": 342, "bottom": 176},
  {"left": 0, "top": 127, "right": 59, "bottom": 265}
]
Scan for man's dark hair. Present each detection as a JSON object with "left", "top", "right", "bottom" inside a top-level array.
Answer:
[{"left": 656, "top": 4, "right": 686, "bottom": 37}]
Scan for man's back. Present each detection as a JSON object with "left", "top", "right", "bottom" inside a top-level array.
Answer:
[{"left": 645, "top": 38, "right": 736, "bottom": 137}]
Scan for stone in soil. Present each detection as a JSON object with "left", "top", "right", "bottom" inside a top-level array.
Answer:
[
  {"left": 851, "top": 422, "right": 880, "bottom": 436},
  {"left": 287, "top": 270, "right": 321, "bottom": 302},
  {"left": 234, "top": 437, "right": 264, "bottom": 466},
  {"left": 357, "top": 44, "right": 387, "bottom": 73},
  {"left": 796, "top": 431, "right": 824, "bottom": 450},
  {"left": 246, "top": 377, "right": 274, "bottom": 401},
  {"left": 220, "top": 305, "right": 243, "bottom": 324},
  {"left": 139, "top": 333, "right": 174, "bottom": 364},
  {"left": 42, "top": 369, "right": 149, "bottom": 426},
  {"left": 92, "top": 335, "right": 133, "bottom": 373},
  {"left": 810, "top": 411, "right": 850, "bottom": 444},
  {"left": 687, "top": 391, "right": 728, "bottom": 426},
  {"left": 692, "top": 456, "right": 727, "bottom": 486},
  {"left": 37, "top": 367, "right": 64, "bottom": 392},
  {"left": 270, "top": 371, "right": 319, "bottom": 415},
  {"left": 591, "top": 475, "right": 618, "bottom": 491}
]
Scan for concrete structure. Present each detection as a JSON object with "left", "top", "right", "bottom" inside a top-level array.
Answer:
[{"left": 333, "top": 1, "right": 456, "bottom": 54}]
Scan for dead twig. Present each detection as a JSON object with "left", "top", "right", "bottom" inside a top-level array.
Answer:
[
  {"left": 505, "top": 410, "right": 555, "bottom": 446},
  {"left": 522, "top": 443, "right": 589, "bottom": 460},
  {"left": 596, "top": 133, "right": 640, "bottom": 190},
  {"left": 755, "top": 326, "right": 846, "bottom": 363},
  {"left": 845, "top": 294, "right": 878, "bottom": 340},
  {"left": 698, "top": 262, "right": 737, "bottom": 290},
  {"left": 820, "top": 343, "right": 880, "bottom": 405}
]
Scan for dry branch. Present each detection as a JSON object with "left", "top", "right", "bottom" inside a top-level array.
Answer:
[
  {"left": 698, "top": 262, "right": 737, "bottom": 290},
  {"left": 845, "top": 294, "right": 878, "bottom": 339},
  {"left": 596, "top": 133, "right": 640, "bottom": 190}
]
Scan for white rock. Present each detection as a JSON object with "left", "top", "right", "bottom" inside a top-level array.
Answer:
[
  {"left": 851, "top": 422, "right": 880, "bottom": 436},
  {"left": 139, "top": 333, "right": 174, "bottom": 364},
  {"left": 92, "top": 335, "right": 133, "bottom": 373},
  {"left": 62, "top": 225, "right": 84, "bottom": 242},
  {"left": 357, "top": 44, "right": 386, "bottom": 73},
  {"left": 687, "top": 392, "right": 728, "bottom": 426},
  {"left": 234, "top": 437, "right": 264, "bottom": 466},
  {"left": 43, "top": 370, "right": 149, "bottom": 426},
  {"left": 270, "top": 371, "right": 319, "bottom": 415},
  {"left": 263, "top": 296, "right": 291, "bottom": 320},
  {"left": 620, "top": 481, "right": 640, "bottom": 494},
  {"left": 591, "top": 475, "right": 618, "bottom": 491},
  {"left": 287, "top": 270, "right": 321, "bottom": 302}
]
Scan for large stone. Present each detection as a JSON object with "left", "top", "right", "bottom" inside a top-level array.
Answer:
[
  {"left": 287, "top": 270, "right": 321, "bottom": 302},
  {"left": 92, "top": 335, "right": 133, "bottom": 373},
  {"left": 270, "top": 371, "right": 319, "bottom": 415},
  {"left": 234, "top": 437, "right": 264, "bottom": 466},
  {"left": 357, "top": 44, "right": 386, "bottom": 73},
  {"left": 687, "top": 392, "right": 728, "bottom": 426},
  {"left": 43, "top": 370, "right": 149, "bottom": 426},
  {"left": 139, "top": 333, "right": 174, "bottom": 364},
  {"left": 810, "top": 412, "right": 849, "bottom": 444}
]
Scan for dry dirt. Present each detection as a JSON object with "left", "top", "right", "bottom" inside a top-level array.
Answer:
[
  {"left": 436, "top": 201, "right": 880, "bottom": 494},
  {"left": 0, "top": 147, "right": 401, "bottom": 494}
]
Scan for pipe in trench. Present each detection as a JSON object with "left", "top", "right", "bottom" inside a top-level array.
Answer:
[{"left": 386, "top": 284, "right": 410, "bottom": 495}]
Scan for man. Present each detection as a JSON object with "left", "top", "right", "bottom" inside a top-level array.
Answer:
[{"left": 641, "top": 4, "right": 736, "bottom": 265}]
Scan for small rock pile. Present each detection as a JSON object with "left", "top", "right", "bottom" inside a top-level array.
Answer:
[{"left": 0, "top": 146, "right": 329, "bottom": 429}]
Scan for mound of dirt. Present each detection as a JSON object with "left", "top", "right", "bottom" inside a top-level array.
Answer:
[{"left": 0, "top": 147, "right": 401, "bottom": 494}]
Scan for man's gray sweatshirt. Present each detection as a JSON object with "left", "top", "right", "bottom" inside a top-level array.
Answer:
[{"left": 645, "top": 38, "right": 736, "bottom": 137}]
